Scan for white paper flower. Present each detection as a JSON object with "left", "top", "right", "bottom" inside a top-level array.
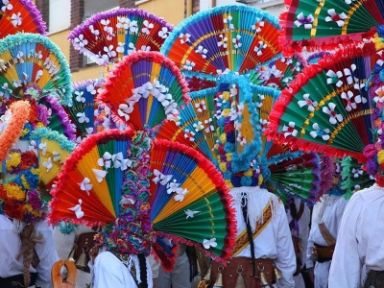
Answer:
[
  {"left": 1, "top": 0, "right": 13, "bottom": 12},
  {"left": 97, "top": 152, "right": 113, "bottom": 169},
  {"left": 203, "top": 238, "right": 217, "bottom": 249},
  {"left": 282, "top": 122, "right": 298, "bottom": 138},
  {"left": 326, "top": 69, "right": 343, "bottom": 87},
  {"left": 294, "top": 12, "right": 314, "bottom": 29},
  {"left": 254, "top": 41, "right": 267, "bottom": 56},
  {"left": 79, "top": 178, "right": 92, "bottom": 195},
  {"left": 11, "top": 12, "right": 21, "bottom": 26},
  {"left": 310, "top": 123, "right": 330, "bottom": 141},
  {"left": 116, "top": 16, "right": 129, "bottom": 29},
  {"left": 127, "top": 19, "right": 138, "bottom": 34},
  {"left": 232, "top": 34, "right": 242, "bottom": 49},
  {"left": 185, "top": 209, "right": 200, "bottom": 219},
  {"left": 217, "top": 34, "right": 228, "bottom": 48},
  {"left": 195, "top": 45, "right": 208, "bottom": 59},
  {"left": 322, "top": 102, "right": 343, "bottom": 124},
  {"left": 92, "top": 168, "right": 107, "bottom": 183},
  {"left": 223, "top": 15, "right": 234, "bottom": 29},
  {"left": 89, "top": 25, "right": 100, "bottom": 39},
  {"left": 325, "top": 9, "right": 347, "bottom": 27},
  {"left": 142, "top": 19, "right": 154, "bottom": 35},
  {"left": 76, "top": 112, "right": 89, "bottom": 124},
  {"left": 297, "top": 94, "right": 318, "bottom": 112},
  {"left": 43, "top": 157, "right": 53, "bottom": 172},
  {"left": 179, "top": 33, "right": 191, "bottom": 44},
  {"left": 158, "top": 27, "right": 170, "bottom": 39},
  {"left": 153, "top": 169, "right": 173, "bottom": 185},
  {"left": 352, "top": 168, "right": 363, "bottom": 178},
  {"left": 73, "top": 34, "right": 88, "bottom": 48},
  {"left": 75, "top": 91, "right": 85, "bottom": 103},
  {"left": 69, "top": 199, "right": 84, "bottom": 219},
  {"left": 251, "top": 21, "right": 264, "bottom": 33},
  {"left": 183, "top": 60, "right": 195, "bottom": 71}
]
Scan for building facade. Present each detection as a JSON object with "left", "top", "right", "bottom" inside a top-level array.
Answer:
[{"left": 36, "top": 0, "right": 284, "bottom": 82}]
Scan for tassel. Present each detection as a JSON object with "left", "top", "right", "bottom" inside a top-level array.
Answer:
[
  {"left": 260, "top": 271, "right": 268, "bottom": 286},
  {"left": 274, "top": 268, "right": 282, "bottom": 280},
  {"left": 235, "top": 272, "right": 246, "bottom": 287},
  {"left": 213, "top": 270, "right": 223, "bottom": 288}
]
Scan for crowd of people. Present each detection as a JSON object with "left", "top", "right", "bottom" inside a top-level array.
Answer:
[{"left": 1, "top": 0, "right": 384, "bottom": 288}]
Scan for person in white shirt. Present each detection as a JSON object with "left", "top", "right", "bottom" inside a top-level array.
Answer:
[
  {"left": 305, "top": 192, "right": 348, "bottom": 288},
  {"left": 286, "top": 198, "right": 311, "bottom": 288},
  {"left": 210, "top": 186, "right": 296, "bottom": 287},
  {"left": 328, "top": 184, "right": 384, "bottom": 287},
  {"left": 0, "top": 215, "right": 58, "bottom": 288}
]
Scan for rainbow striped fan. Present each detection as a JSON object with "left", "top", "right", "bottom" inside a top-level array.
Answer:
[
  {"left": 0, "top": 0, "right": 46, "bottom": 38},
  {"left": 66, "top": 79, "right": 104, "bottom": 138},
  {"left": 0, "top": 33, "right": 72, "bottom": 105},
  {"left": 0, "top": 100, "right": 30, "bottom": 161},
  {"left": 38, "top": 96, "right": 76, "bottom": 141},
  {"left": 69, "top": 8, "right": 173, "bottom": 65},
  {"left": 29, "top": 127, "right": 75, "bottom": 188},
  {"left": 49, "top": 129, "right": 235, "bottom": 262},
  {"left": 161, "top": 5, "right": 281, "bottom": 77},
  {"left": 280, "top": 0, "right": 384, "bottom": 51},
  {"left": 341, "top": 156, "right": 374, "bottom": 197},
  {"left": 268, "top": 46, "right": 378, "bottom": 162},
  {"left": 98, "top": 51, "right": 190, "bottom": 130}
]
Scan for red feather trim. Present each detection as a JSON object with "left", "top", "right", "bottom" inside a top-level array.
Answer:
[
  {"left": 267, "top": 45, "right": 376, "bottom": 163},
  {"left": 279, "top": 0, "right": 377, "bottom": 55},
  {"left": 152, "top": 139, "right": 236, "bottom": 262},
  {"left": 49, "top": 128, "right": 135, "bottom": 225},
  {"left": 151, "top": 242, "right": 178, "bottom": 272}
]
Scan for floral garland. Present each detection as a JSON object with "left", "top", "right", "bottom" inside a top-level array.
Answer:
[
  {"left": 94, "top": 132, "right": 153, "bottom": 258},
  {"left": 0, "top": 146, "right": 46, "bottom": 223},
  {"left": 0, "top": 100, "right": 31, "bottom": 161}
]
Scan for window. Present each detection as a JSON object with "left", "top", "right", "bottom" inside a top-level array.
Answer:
[
  {"left": 49, "top": 0, "right": 71, "bottom": 34},
  {"left": 83, "top": 0, "right": 119, "bottom": 20}
]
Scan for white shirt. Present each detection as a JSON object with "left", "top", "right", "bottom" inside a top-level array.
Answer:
[
  {"left": 0, "top": 215, "right": 58, "bottom": 288},
  {"left": 93, "top": 251, "right": 138, "bottom": 288},
  {"left": 305, "top": 194, "right": 348, "bottom": 288},
  {"left": 329, "top": 184, "right": 384, "bottom": 288},
  {"left": 231, "top": 186, "right": 296, "bottom": 288}
]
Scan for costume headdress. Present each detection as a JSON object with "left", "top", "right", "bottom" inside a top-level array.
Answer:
[
  {"left": 0, "top": 0, "right": 46, "bottom": 38},
  {"left": 49, "top": 129, "right": 235, "bottom": 268},
  {"left": 69, "top": 8, "right": 173, "bottom": 65},
  {"left": 158, "top": 5, "right": 322, "bottom": 203}
]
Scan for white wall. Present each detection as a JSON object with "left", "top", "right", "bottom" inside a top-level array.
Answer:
[{"left": 49, "top": 0, "right": 71, "bottom": 34}]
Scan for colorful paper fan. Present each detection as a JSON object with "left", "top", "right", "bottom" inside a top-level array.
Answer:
[
  {"left": 49, "top": 129, "right": 235, "bottom": 263},
  {"left": 0, "top": 0, "right": 46, "bottom": 38},
  {"left": 98, "top": 51, "right": 190, "bottom": 130},
  {"left": 341, "top": 156, "right": 374, "bottom": 197},
  {"left": 0, "top": 33, "right": 72, "bottom": 106},
  {"left": 267, "top": 46, "right": 378, "bottom": 162},
  {"left": 264, "top": 152, "right": 321, "bottom": 203},
  {"left": 150, "top": 139, "right": 235, "bottom": 262},
  {"left": 66, "top": 79, "right": 104, "bottom": 138},
  {"left": 250, "top": 53, "right": 306, "bottom": 89},
  {"left": 38, "top": 96, "right": 76, "bottom": 141},
  {"left": 161, "top": 5, "right": 281, "bottom": 76},
  {"left": 0, "top": 100, "right": 30, "bottom": 161},
  {"left": 29, "top": 127, "right": 75, "bottom": 188},
  {"left": 49, "top": 129, "right": 136, "bottom": 225},
  {"left": 69, "top": 8, "right": 173, "bottom": 65},
  {"left": 280, "top": 0, "right": 384, "bottom": 52}
]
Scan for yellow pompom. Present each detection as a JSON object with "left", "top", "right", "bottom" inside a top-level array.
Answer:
[
  {"left": 219, "top": 133, "right": 227, "bottom": 143},
  {"left": 4, "top": 184, "right": 25, "bottom": 201},
  {"left": 244, "top": 169, "right": 253, "bottom": 177},
  {"left": 378, "top": 150, "right": 384, "bottom": 165},
  {"left": 20, "top": 175, "right": 30, "bottom": 190},
  {"left": 219, "top": 162, "right": 227, "bottom": 172},
  {"left": 258, "top": 174, "right": 264, "bottom": 186},
  {"left": 222, "top": 92, "right": 230, "bottom": 101},
  {"left": 222, "top": 109, "right": 231, "bottom": 117},
  {"left": 226, "top": 153, "right": 232, "bottom": 161},
  {"left": 6, "top": 152, "right": 21, "bottom": 170},
  {"left": 374, "top": 34, "right": 384, "bottom": 51}
]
